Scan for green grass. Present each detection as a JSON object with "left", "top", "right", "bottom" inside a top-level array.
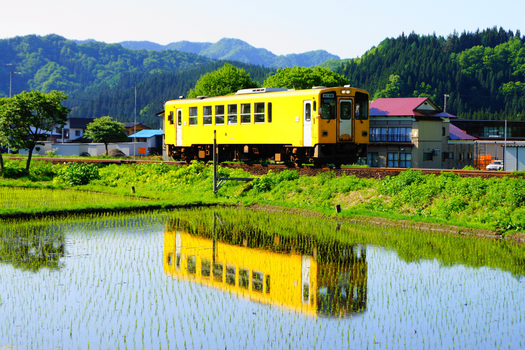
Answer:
[{"left": 2, "top": 159, "right": 525, "bottom": 234}]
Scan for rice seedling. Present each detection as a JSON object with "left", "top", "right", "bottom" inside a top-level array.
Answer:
[{"left": 0, "top": 208, "right": 522, "bottom": 349}]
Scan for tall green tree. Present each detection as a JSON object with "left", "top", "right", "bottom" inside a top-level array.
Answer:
[
  {"left": 263, "top": 66, "right": 348, "bottom": 89},
  {"left": 187, "top": 63, "right": 258, "bottom": 98},
  {"left": 0, "top": 90, "right": 69, "bottom": 171},
  {"left": 84, "top": 116, "right": 129, "bottom": 155}
]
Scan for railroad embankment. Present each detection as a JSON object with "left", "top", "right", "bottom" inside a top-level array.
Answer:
[{"left": 1, "top": 158, "right": 525, "bottom": 240}]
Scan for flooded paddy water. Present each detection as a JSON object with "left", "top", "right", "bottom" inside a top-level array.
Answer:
[{"left": 0, "top": 208, "right": 524, "bottom": 349}]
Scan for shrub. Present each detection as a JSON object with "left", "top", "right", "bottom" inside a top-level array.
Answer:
[{"left": 55, "top": 162, "right": 100, "bottom": 186}]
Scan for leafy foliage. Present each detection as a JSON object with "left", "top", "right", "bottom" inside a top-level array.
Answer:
[
  {"left": 55, "top": 162, "right": 100, "bottom": 185},
  {"left": 263, "top": 66, "right": 348, "bottom": 89},
  {"left": 187, "top": 63, "right": 258, "bottom": 98},
  {"left": 84, "top": 116, "right": 129, "bottom": 154},
  {"left": 0, "top": 90, "right": 69, "bottom": 170}
]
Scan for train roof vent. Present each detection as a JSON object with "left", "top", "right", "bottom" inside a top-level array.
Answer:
[
  {"left": 235, "top": 88, "right": 288, "bottom": 95},
  {"left": 196, "top": 96, "right": 208, "bottom": 99},
  {"left": 312, "top": 86, "right": 327, "bottom": 89}
]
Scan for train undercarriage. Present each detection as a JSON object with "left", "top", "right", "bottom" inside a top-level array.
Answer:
[{"left": 167, "top": 143, "right": 367, "bottom": 167}]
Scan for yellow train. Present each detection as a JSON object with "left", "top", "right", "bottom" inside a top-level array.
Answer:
[
  {"left": 164, "top": 86, "right": 369, "bottom": 166},
  {"left": 164, "top": 226, "right": 367, "bottom": 317}
]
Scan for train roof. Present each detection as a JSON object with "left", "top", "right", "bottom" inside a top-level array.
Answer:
[{"left": 165, "top": 86, "right": 368, "bottom": 106}]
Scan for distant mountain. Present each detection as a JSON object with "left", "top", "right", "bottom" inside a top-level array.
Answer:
[{"left": 119, "top": 38, "right": 340, "bottom": 68}]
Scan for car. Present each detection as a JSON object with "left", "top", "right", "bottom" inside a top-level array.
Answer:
[{"left": 486, "top": 160, "right": 504, "bottom": 170}]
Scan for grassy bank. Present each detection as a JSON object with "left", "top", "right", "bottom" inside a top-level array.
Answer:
[{"left": 1, "top": 158, "right": 525, "bottom": 236}]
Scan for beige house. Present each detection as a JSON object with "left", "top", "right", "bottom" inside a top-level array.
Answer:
[{"left": 368, "top": 97, "right": 475, "bottom": 169}]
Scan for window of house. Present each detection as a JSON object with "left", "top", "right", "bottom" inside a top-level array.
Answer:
[
  {"left": 367, "top": 152, "right": 379, "bottom": 167},
  {"left": 189, "top": 107, "right": 198, "bottom": 125},
  {"left": 203, "top": 106, "right": 212, "bottom": 125},
  {"left": 241, "top": 103, "right": 251, "bottom": 124},
  {"left": 254, "top": 103, "right": 265, "bottom": 123},
  {"left": 423, "top": 152, "right": 433, "bottom": 161},
  {"left": 75, "top": 130, "right": 81, "bottom": 137},
  {"left": 215, "top": 105, "right": 224, "bottom": 125},
  {"left": 228, "top": 104, "right": 237, "bottom": 125}
]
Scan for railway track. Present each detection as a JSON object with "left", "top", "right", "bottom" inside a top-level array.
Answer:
[{"left": 7, "top": 157, "right": 518, "bottom": 179}]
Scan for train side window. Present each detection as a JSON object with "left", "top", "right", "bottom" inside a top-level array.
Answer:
[
  {"left": 203, "top": 106, "right": 212, "bottom": 125},
  {"left": 215, "top": 105, "right": 225, "bottom": 125},
  {"left": 189, "top": 107, "right": 198, "bottom": 126},
  {"left": 254, "top": 102, "right": 265, "bottom": 123},
  {"left": 213, "top": 263, "right": 223, "bottom": 282},
  {"left": 239, "top": 269, "right": 249, "bottom": 289},
  {"left": 228, "top": 104, "right": 238, "bottom": 125},
  {"left": 226, "top": 265, "right": 236, "bottom": 286},
  {"left": 187, "top": 255, "right": 196, "bottom": 275},
  {"left": 313, "top": 101, "right": 317, "bottom": 112},
  {"left": 168, "top": 111, "right": 174, "bottom": 125},
  {"left": 241, "top": 103, "right": 251, "bottom": 124},
  {"left": 252, "top": 271, "right": 263, "bottom": 292},
  {"left": 268, "top": 103, "right": 272, "bottom": 123},
  {"left": 201, "top": 259, "right": 211, "bottom": 277},
  {"left": 354, "top": 91, "right": 369, "bottom": 120},
  {"left": 177, "top": 110, "right": 182, "bottom": 126}
]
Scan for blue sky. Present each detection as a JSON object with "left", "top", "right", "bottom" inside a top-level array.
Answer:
[{"left": 2, "top": 0, "right": 524, "bottom": 59}]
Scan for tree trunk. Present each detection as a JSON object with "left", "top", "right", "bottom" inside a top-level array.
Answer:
[
  {"left": 104, "top": 143, "right": 109, "bottom": 155},
  {"left": 26, "top": 146, "right": 34, "bottom": 171},
  {"left": 0, "top": 152, "right": 4, "bottom": 176}
]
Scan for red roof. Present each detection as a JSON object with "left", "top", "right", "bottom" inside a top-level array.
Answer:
[{"left": 369, "top": 97, "right": 457, "bottom": 119}]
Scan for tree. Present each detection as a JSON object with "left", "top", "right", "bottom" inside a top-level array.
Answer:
[
  {"left": 374, "top": 75, "right": 407, "bottom": 99},
  {"left": 187, "top": 63, "right": 258, "bottom": 98},
  {"left": 84, "top": 116, "right": 129, "bottom": 155},
  {"left": 263, "top": 66, "right": 348, "bottom": 89},
  {"left": 0, "top": 90, "right": 69, "bottom": 171}
]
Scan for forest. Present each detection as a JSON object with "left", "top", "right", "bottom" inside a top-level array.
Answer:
[
  {"left": 1, "top": 27, "right": 524, "bottom": 128},
  {"left": 332, "top": 27, "right": 525, "bottom": 120}
]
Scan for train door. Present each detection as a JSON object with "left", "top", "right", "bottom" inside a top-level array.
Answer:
[
  {"left": 303, "top": 101, "right": 313, "bottom": 147},
  {"left": 176, "top": 108, "right": 183, "bottom": 146},
  {"left": 339, "top": 99, "right": 353, "bottom": 141}
]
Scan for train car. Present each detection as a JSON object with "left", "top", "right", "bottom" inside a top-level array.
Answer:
[
  {"left": 164, "top": 86, "right": 369, "bottom": 166},
  {"left": 164, "top": 227, "right": 367, "bottom": 317}
]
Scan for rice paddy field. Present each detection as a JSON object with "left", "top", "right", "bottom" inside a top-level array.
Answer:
[{"left": 0, "top": 208, "right": 524, "bottom": 349}]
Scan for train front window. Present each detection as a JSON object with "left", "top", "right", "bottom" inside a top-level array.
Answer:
[
  {"left": 354, "top": 91, "right": 369, "bottom": 120},
  {"left": 340, "top": 100, "right": 352, "bottom": 120},
  {"left": 320, "top": 92, "right": 336, "bottom": 119}
]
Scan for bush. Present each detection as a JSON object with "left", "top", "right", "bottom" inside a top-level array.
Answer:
[{"left": 55, "top": 162, "right": 100, "bottom": 186}]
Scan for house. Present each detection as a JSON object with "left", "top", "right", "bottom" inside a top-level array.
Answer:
[
  {"left": 128, "top": 129, "right": 164, "bottom": 155},
  {"left": 124, "top": 122, "right": 150, "bottom": 136},
  {"left": 52, "top": 118, "right": 94, "bottom": 143},
  {"left": 368, "top": 97, "right": 475, "bottom": 169}
]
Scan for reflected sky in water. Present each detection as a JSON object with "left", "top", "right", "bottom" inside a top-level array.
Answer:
[{"left": 0, "top": 215, "right": 523, "bottom": 349}]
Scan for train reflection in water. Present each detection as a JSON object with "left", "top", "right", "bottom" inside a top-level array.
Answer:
[{"left": 164, "top": 220, "right": 367, "bottom": 317}]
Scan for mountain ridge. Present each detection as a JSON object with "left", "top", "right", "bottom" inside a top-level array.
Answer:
[{"left": 118, "top": 38, "right": 340, "bottom": 68}]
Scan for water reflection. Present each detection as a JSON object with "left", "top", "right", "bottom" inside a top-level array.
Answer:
[
  {"left": 0, "top": 225, "right": 65, "bottom": 272},
  {"left": 164, "top": 220, "right": 367, "bottom": 317}
]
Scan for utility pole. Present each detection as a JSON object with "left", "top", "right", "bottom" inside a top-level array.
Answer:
[
  {"left": 443, "top": 94, "right": 450, "bottom": 113},
  {"left": 6, "top": 63, "right": 21, "bottom": 98}
]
